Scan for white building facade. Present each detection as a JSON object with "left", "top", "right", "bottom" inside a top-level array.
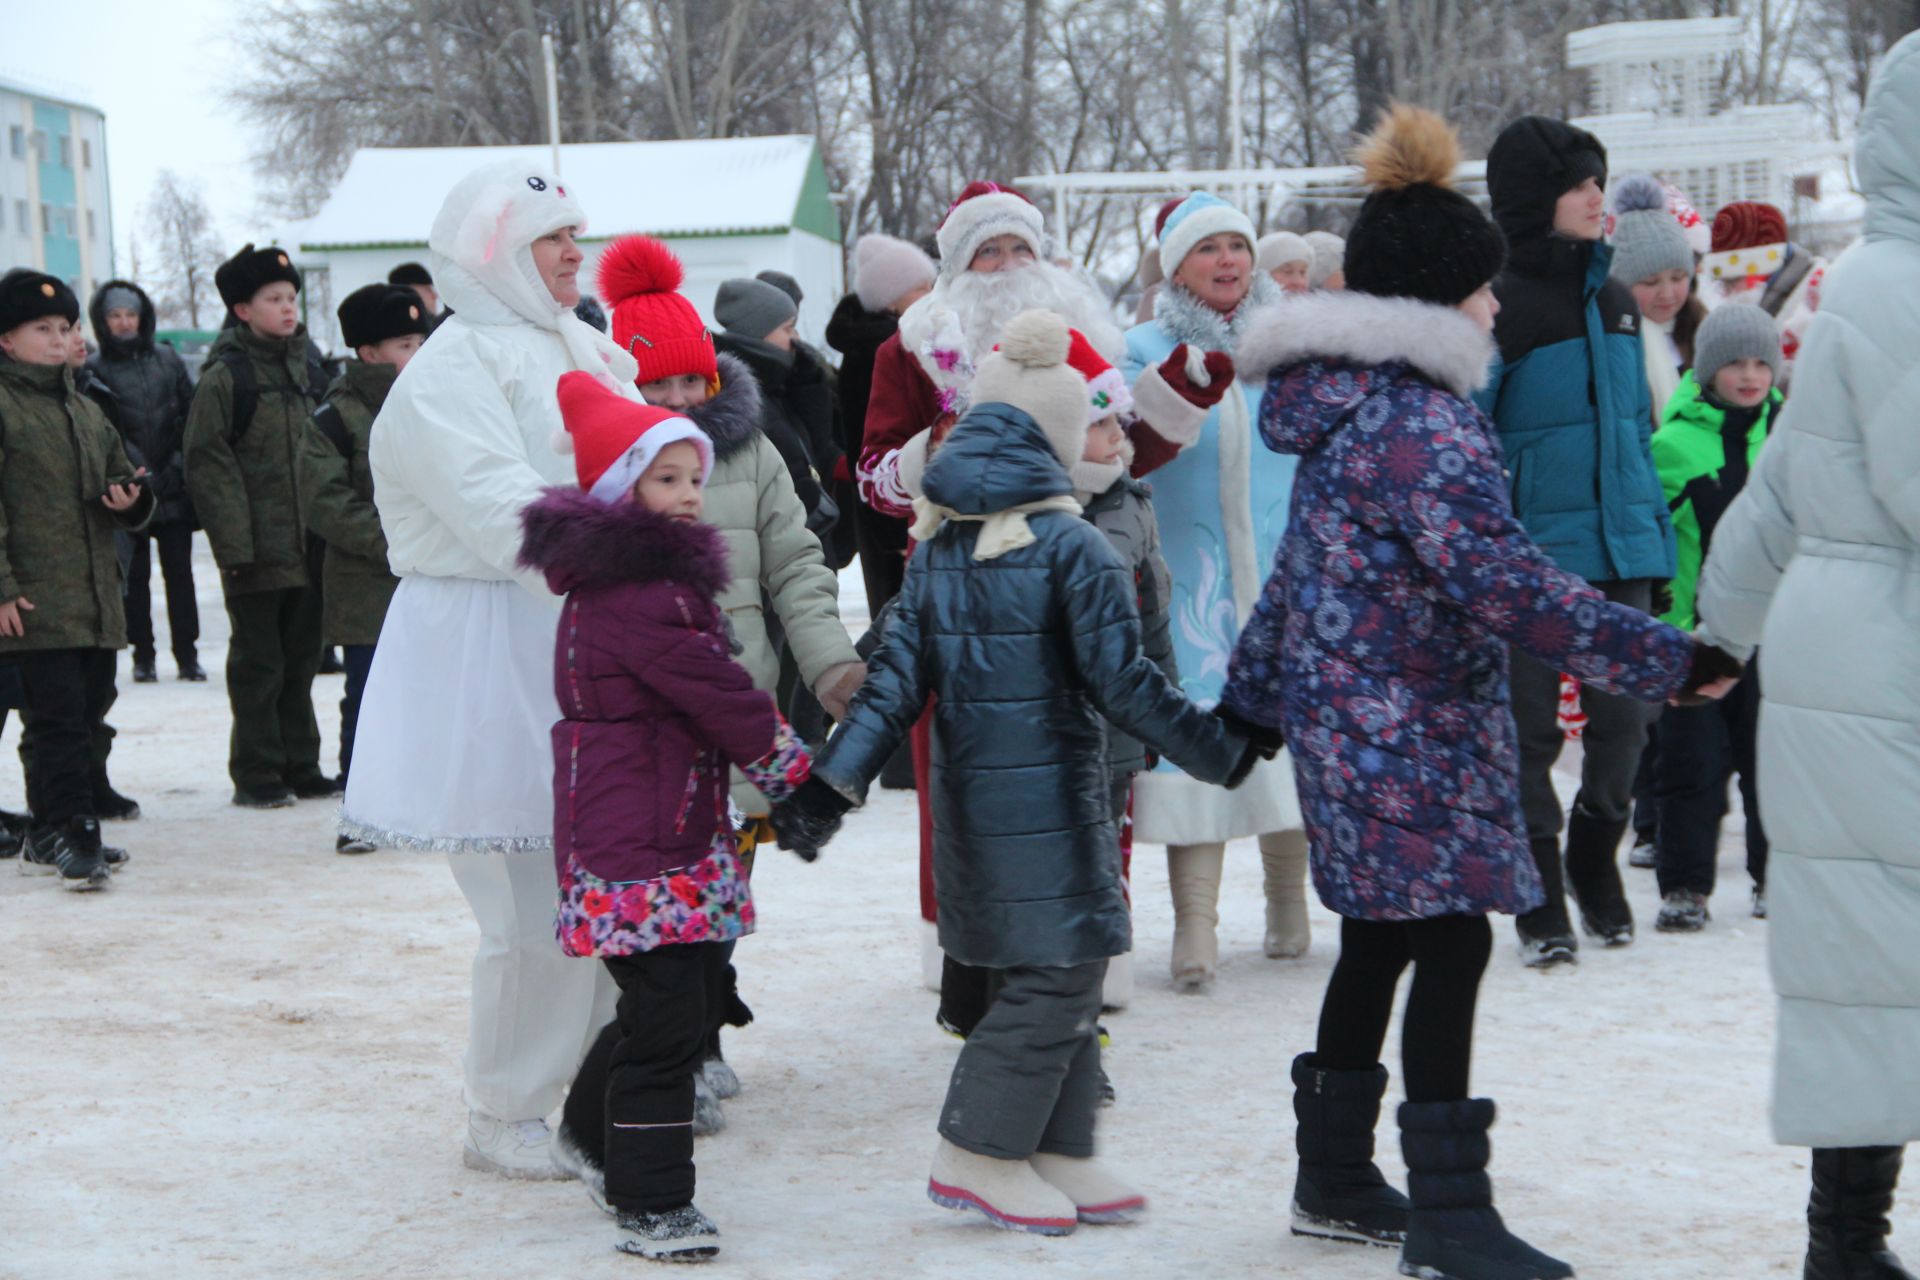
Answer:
[{"left": 0, "top": 75, "right": 112, "bottom": 302}]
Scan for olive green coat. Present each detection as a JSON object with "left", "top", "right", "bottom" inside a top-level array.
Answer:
[
  {"left": 183, "top": 325, "right": 316, "bottom": 596},
  {"left": 298, "top": 360, "right": 398, "bottom": 646},
  {"left": 0, "top": 359, "right": 153, "bottom": 653}
]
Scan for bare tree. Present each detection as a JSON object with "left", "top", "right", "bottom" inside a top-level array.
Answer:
[{"left": 141, "top": 171, "right": 225, "bottom": 329}]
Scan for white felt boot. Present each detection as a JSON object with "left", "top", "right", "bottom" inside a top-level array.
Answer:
[
  {"left": 1167, "top": 843, "right": 1224, "bottom": 991},
  {"left": 928, "top": 1139, "right": 1077, "bottom": 1236},
  {"left": 1259, "top": 830, "right": 1313, "bottom": 959},
  {"left": 1029, "top": 1152, "right": 1148, "bottom": 1224}
]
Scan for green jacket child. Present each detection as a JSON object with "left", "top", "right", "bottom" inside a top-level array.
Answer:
[
  {"left": 1652, "top": 333, "right": 1784, "bottom": 633},
  {"left": 0, "top": 357, "right": 154, "bottom": 654},
  {"left": 299, "top": 358, "right": 399, "bottom": 647}
]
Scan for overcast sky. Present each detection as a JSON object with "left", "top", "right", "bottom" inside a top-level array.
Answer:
[{"left": 3, "top": 0, "right": 262, "bottom": 276}]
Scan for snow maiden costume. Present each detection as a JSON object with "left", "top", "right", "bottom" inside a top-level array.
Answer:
[
  {"left": 1222, "top": 105, "right": 1731, "bottom": 1280},
  {"left": 341, "top": 160, "right": 636, "bottom": 1178},
  {"left": 1696, "top": 31, "right": 1920, "bottom": 1278},
  {"left": 1120, "top": 190, "right": 1311, "bottom": 988},
  {"left": 522, "top": 372, "right": 810, "bottom": 1262}
]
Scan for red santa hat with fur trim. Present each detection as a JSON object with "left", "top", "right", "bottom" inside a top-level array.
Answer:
[
  {"left": 936, "top": 181, "right": 1046, "bottom": 279},
  {"left": 555, "top": 370, "right": 713, "bottom": 503}
]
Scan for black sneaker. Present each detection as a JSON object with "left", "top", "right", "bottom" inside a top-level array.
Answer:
[
  {"left": 336, "top": 833, "right": 377, "bottom": 855},
  {"left": 94, "top": 788, "right": 141, "bottom": 821},
  {"left": 233, "top": 786, "right": 297, "bottom": 809},
  {"left": 1514, "top": 910, "right": 1578, "bottom": 970},
  {"left": 100, "top": 842, "right": 129, "bottom": 871},
  {"left": 132, "top": 657, "right": 158, "bottom": 684},
  {"left": 1655, "top": 890, "right": 1711, "bottom": 932},
  {"left": 20, "top": 820, "right": 110, "bottom": 890},
  {"left": 290, "top": 774, "right": 344, "bottom": 800},
  {"left": 1627, "top": 833, "right": 1656, "bottom": 869},
  {"left": 616, "top": 1204, "right": 719, "bottom": 1262},
  {"left": 0, "top": 808, "right": 29, "bottom": 858},
  {"left": 177, "top": 658, "right": 207, "bottom": 682},
  {"left": 1098, "top": 1068, "right": 1117, "bottom": 1109}
]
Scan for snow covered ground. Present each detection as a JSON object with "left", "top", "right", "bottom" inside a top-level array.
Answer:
[{"left": 4, "top": 545, "right": 1820, "bottom": 1279}]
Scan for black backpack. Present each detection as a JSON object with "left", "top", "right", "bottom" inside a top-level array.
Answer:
[{"left": 218, "top": 344, "right": 329, "bottom": 444}]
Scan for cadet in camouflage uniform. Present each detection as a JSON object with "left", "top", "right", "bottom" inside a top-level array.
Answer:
[
  {"left": 0, "top": 269, "right": 153, "bottom": 889},
  {"left": 297, "top": 284, "right": 428, "bottom": 850},
  {"left": 184, "top": 245, "right": 331, "bottom": 808}
]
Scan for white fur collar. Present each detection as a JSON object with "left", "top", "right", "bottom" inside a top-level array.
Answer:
[{"left": 1234, "top": 291, "right": 1495, "bottom": 398}]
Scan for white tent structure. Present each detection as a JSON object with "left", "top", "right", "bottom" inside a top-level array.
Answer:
[
  {"left": 1567, "top": 18, "right": 1850, "bottom": 235},
  {"left": 284, "top": 135, "right": 844, "bottom": 353}
]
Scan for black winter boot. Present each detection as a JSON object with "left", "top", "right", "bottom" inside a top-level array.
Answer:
[
  {"left": 1514, "top": 838, "right": 1577, "bottom": 969},
  {"left": 1397, "top": 1099, "right": 1573, "bottom": 1280},
  {"left": 1806, "top": 1146, "right": 1917, "bottom": 1279},
  {"left": 1291, "top": 1053, "right": 1410, "bottom": 1246},
  {"left": 1564, "top": 808, "right": 1633, "bottom": 947}
]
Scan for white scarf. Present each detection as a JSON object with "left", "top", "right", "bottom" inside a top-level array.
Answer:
[
  {"left": 1641, "top": 318, "right": 1681, "bottom": 421},
  {"left": 909, "top": 493, "right": 1084, "bottom": 561}
]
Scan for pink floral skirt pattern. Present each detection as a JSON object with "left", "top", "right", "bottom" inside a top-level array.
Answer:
[
  {"left": 554, "top": 720, "right": 810, "bottom": 958},
  {"left": 556, "top": 840, "right": 756, "bottom": 958}
]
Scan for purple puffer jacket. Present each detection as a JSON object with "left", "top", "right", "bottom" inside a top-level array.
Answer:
[
  {"left": 518, "top": 488, "right": 780, "bottom": 886},
  {"left": 1222, "top": 292, "right": 1695, "bottom": 922}
]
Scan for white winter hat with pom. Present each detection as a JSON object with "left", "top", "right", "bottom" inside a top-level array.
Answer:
[{"left": 970, "top": 309, "right": 1093, "bottom": 468}]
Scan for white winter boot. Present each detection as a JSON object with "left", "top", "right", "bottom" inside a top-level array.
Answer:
[
  {"left": 1101, "top": 950, "right": 1134, "bottom": 1011},
  {"left": 463, "top": 1111, "right": 566, "bottom": 1180},
  {"left": 1167, "top": 843, "right": 1225, "bottom": 991},
  {"left": 1259, "top": 830, "right": 1313, "bottom": 959},
  {"left": 1029, "top": 1152, "right": 1148, "bottom": 1224},
  {"left": 928, "top": 1138, "right": 1078, "bottom": 1235}
]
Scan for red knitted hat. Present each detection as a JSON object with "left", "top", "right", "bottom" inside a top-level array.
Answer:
[
  {"left": 596, "top": 235, "right": 718, "bottom": 387},
  {"left": 1710, "top": 202, "right": 1789, "bottom": 253},
  {"left": 555, "top": 370, "right": 712, "bottom": 502},
  {"left": 1065, "top": 328, "right": 1133, "bottom": 421},
  {"left": 1152, "top": 195, "right": 1188, "bottom": 240}
]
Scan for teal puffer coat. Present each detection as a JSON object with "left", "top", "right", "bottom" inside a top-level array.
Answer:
[{"left": 813, "top": 402, "right": 1246, "bottom": 969}]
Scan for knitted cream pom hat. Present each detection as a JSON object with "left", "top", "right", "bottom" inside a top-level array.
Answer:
[{"left": 970, "top": 310, "right": 1093, "bottom": 467}]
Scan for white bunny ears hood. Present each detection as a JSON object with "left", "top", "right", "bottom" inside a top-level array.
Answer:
[{"left": 428, "top": 159, "right": 639, "bottom": 388}]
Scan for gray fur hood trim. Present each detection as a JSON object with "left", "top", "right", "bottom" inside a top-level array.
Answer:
[
  {"left": 680, "top": 351, "right": 763, "bottom": 461},
  {"left": 1235, "top": 291, "right": 1495, "bottom": 398},
  {"left": 1152, "top": 272, "right": 1285, "bottom": 349}
]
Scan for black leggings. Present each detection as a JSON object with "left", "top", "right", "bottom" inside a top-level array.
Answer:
[{"left": 1316, "top": 914, "right": 1492, "bottom": 1103}]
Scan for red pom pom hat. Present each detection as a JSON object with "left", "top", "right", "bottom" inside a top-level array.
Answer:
[
  {"left": 555, "top": 370, "right": 713, "bottom": 503},
  {"left": 595, "top": 235, "right": 719, "bottom": 389}
]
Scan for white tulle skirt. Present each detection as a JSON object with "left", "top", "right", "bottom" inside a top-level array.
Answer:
[{"left": 340, "top": 575, "right": 562, "bottom": 853}]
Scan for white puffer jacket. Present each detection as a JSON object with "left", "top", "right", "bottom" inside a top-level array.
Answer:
[
  {"left": 372, "top": 160, "right": 640, "bottom": 599},
  {"left": 1696, "top": 30, "right": 1920, "bottom": 1148}
]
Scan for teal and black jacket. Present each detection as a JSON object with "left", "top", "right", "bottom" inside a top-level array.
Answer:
[
  {"left": 1473, "top": 237, "right": 1676, "bottom": 585},
  {"left": 1474, "top": 117, "right": 1675, "bottom": 586}
]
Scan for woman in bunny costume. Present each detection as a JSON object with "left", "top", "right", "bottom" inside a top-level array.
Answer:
[{"left": 341, "top": 160, "right": 637, "bottom": 1181}]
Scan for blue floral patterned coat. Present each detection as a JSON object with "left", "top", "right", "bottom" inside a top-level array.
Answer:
[{"left": 1220, "top": 292, "right": 1696, "bottom": 921}]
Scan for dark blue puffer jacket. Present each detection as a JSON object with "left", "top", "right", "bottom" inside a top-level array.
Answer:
[
  {"left": 813, "top": 401, "right": 1245, "bottom": 969},
  {"left": 1473, "top": 119, "right": 1675, "bottom": 585}
]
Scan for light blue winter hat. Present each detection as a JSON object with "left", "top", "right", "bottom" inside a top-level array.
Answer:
[{"left": 1158, "top": 192, "right": 1258, "bottom": 278}]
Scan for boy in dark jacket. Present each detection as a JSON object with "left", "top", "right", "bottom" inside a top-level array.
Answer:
[
  {"left": 1474, "top": 116, "right": 1678, "bottom": 965},
  {"left": 88, "top": 279, "right": 203, "bottom": 683},
  {"left": 773, "top": 311, "right": 1264, "bottom": 1238},
  {"left": 297, "top": 284, "right": 429, "bottom": 848},
  {"left": 184, "top": 244, "right": 331, "bottom": 809},
  {"left": 518, "top": 371, "right": 813, "bottom": 1262},
  {"left": 1649, "top": 304, "right": 1783, "bottom": 931},
  {"left": 0, "top": 270, "right": 154, "bottom": 889}
]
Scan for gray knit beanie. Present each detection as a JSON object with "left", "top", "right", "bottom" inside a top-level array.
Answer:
[
  {"left": 1608, "top": 173, "right": 1695, "bottom": 286},
  {"left": 713, "top": 277, "right": 797, "bottom": 339},
  {"left": 1692, "top": 303, "right": 1782, "bottom": 388}
]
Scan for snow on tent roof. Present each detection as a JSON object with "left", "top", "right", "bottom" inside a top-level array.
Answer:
[{"left": 297, "top": 135, "right": 824, "bottom": 250}]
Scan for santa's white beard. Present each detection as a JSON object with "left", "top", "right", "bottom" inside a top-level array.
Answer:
[{"left": 940, "top": 260, "right": 1124, "bottom": 362}]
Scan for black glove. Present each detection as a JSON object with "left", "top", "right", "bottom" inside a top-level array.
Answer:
[
  {"left": 1214, "top": 704, "right": 1284, "bottom": 759},
  {"left": 1673, "top": 641, "right": 1744, "bottom": 706},
  {"left": 1651, "top": 580, "right": 1674, "bottom": 618},
  {"left": 769, "top": 777, "right": 851, "bottom": 862}
]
